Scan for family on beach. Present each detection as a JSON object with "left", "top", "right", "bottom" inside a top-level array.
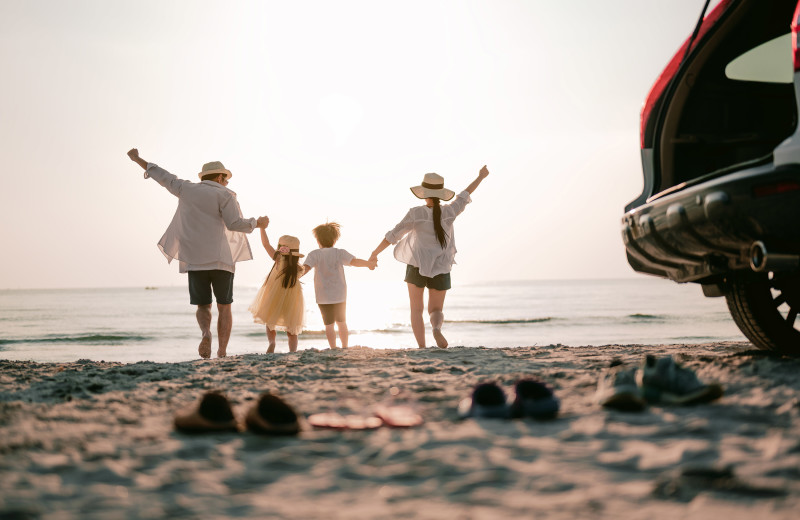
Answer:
[{"left": 126, "top": 148, "right": 490, "bottom": 358}]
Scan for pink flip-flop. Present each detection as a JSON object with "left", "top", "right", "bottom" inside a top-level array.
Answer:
[
  {"left": 374, "top": 404, "right": 424, "bottom": 428},
  {"left": 308, "top": 412, "right": 383, "bottom": 430}
]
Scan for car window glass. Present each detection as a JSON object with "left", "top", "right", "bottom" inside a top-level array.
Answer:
[{"left": 725, "top": 33, "right": 792, "bottom": 83}]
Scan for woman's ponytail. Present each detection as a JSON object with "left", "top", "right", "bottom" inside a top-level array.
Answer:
[{"left": 432, "top": 197, "right": 447, "bottom": 249}]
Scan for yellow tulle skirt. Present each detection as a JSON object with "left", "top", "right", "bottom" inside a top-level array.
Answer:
[{"left": 249, "top": 268, "right": 305, "bottom": 335}]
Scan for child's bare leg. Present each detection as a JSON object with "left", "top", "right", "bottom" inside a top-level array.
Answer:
[
  {"left": 336, "top": 321, "right": 349, "bottom": 348},
  {"left": 266, "top": 327, "right": 276, "bottom": 353},
  {"left": 428, "top": 289, "right": 448, "bottom": 348},
  {"left": 216, "top": 303, "right": 232, "bottom": 357},
  {"left": 196, "top": 304, "right": 213, "bottom": 359},
  {"left": 288, "top": 333, "right": 298, "bottom": 352},
  {"left": 324, "top": 324, "right": 338, "bottom": 349},
  {"left": 407, "top": 283, "right": 426, "bottom": 348}
]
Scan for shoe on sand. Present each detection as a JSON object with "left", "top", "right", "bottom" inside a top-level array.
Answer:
[
  {"left": 198, "top": 335, "right": 212, "bottom": 359},
  {"left": 458, "top": 382, "right": 510, "bottom": 419},
  {"left": 308, "top": 412, "right": 383, "bottom": 430},
  {"left": 174, "top": 391, "right": 239, "bottom": 433},
  {"left": 509, "top": 378, "right": 560, "bottom": 419},
  {"left": 639, "top": 355, "right": 724, "bottom": 405},
  {"left": 596, "top": 360, "right": 647, "bottom": 412},
  {"left": 245, "top": 393, "right": 301, "bottom": 435}
]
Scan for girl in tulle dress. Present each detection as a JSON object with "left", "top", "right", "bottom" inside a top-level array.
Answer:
[{"left": 249, "top": 229, "right": 305, "bottom": 353}]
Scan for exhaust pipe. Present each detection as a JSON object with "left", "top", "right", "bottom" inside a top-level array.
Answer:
[{"left": 749, "top": 241, "right": 800, "bottom": 272}]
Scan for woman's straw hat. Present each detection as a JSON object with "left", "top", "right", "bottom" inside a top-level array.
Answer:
[
  {"left": 277, "top": 235, "right": 304, "bottom": 257},
  {"left": 410, "top": 173, "right": 455, "bottom": 201},
  {"left": 198, "top": 161, "right": 232, "bottom": 180}
]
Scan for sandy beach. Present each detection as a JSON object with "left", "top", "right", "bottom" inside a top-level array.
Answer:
[{"left": 2, "top": 342, "right": 799, "bottom": 519}]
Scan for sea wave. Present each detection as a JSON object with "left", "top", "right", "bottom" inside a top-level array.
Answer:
[
  {"left": 244, "top": 330, "right": 329, "bottom": 338},
  {"left": 447, "top": 318, "right": 555, "bottom": 325},
  {"left": 627, "top": 313, "right": 668, "bottom": 321},
  {"left": 0, "top": 334, "right": 150, "bottom": 345}
]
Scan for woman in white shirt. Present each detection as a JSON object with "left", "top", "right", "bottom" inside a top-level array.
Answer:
[{"left": 370, "top": 166, "right": 490, "bottom": 348}]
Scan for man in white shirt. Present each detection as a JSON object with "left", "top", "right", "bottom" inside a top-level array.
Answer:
[{"left": 127, "top": 148, "right": 268, "bottom": 359}]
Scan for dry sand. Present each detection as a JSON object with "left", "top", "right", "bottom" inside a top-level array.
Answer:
[{"left": 1, "top": 342, "right": 799, "bottom": 519}]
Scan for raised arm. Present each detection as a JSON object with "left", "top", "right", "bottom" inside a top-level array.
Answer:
[
  {"left": 260, "top": 227, "right": 276, "bottom": 258},
  {"left": 464, "top": 165, "right": 490, "bottom": 194},
  {"left": 127, "top": 148, "right": 188, "bottom": 196},
  {"left": 127, "top": 148, "right": 148, "bottom": 170}
]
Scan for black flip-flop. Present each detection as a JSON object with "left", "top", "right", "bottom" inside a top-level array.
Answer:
[
  {"left": 173, "top": 391, "right": 239, "bottom": 433},
  {"left": 458, "top": 382, "right": 510, "bottom": 419},
  {"left": 509, "top": 378, "right": 560, "bottom": 420},
  {"left": 245, "top": 393, "right": 301, "bottom": 435}
]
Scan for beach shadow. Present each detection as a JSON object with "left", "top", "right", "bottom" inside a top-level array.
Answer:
[{"left": 0, "top": 360, "right": 194, "bottom": 403}]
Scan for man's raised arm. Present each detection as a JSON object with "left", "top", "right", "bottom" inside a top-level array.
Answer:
[{"left": 128, "top": 148, "right": 148, "bottom": 170}]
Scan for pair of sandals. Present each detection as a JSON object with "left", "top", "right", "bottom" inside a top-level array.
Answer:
[
  {"left": 458, "top": 379, "right": 560, "bottom": 420},
  {"left": 307, "top": 404, "right": 424, "bottom": 431},
  {"left": 174, "top": 391, "right": 300, "bottom": 435}
]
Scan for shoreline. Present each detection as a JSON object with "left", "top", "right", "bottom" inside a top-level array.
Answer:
[{"left": 2, "top": 342, "right": 799, "bottom": 519}]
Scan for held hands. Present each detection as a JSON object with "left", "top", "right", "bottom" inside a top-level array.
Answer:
[
  {"left": 256, "top": 216, "right": 270, "bottom": 229},
  {"left": 367, "top": 259, "right": 377, "bottom": 271}
]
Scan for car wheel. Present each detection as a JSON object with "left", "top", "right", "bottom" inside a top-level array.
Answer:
[{"left": 725, "top": 271, "right": 800, "bottom": 355}]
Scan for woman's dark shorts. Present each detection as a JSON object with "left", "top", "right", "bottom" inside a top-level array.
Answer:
[
  {"left": 404, "top": 264, "right": 451, "bottom": 291},
  {"left": 188, "top": 270, "right": 235, "bottom": 305},
  {"left": 318, "top": 302, "right": 346, "bottom": 325}
]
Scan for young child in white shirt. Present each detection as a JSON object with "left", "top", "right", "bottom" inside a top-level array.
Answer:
[{"left": 303, "top": 222, "right": 376, "bottom": 349}]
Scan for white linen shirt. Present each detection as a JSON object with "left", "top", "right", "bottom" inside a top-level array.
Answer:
[
  {"left": 385, "top": 190, "right": 471, "bottom": 277},
  {"left": 303, "top": 247, "right": 356, "bottom": 304},
  {"left": 145, "top": 163, "right": 257, "bottom": 274}
]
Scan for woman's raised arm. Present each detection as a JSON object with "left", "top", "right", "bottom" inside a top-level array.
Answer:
[{"left": 465, "top": 165, "right": 490, "bottom": 194}]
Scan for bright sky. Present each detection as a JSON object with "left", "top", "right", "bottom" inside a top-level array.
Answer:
[{"left": 0, "top": 0, "right": 717, "bottom": 289}]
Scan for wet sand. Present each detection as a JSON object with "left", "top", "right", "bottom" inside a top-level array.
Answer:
[{"left": 1, "top": 342, "right": 799, "bottom": 519}]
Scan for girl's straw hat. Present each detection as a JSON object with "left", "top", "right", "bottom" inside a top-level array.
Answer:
[
  {"left": 410, "top": 173, "right": 455, "bottom": 201},
  {"left": 198, "top": 161, "right": 232, "bottom": 180},
  {"left": 277, "top": 235, "right": 304, "bottom": 257}
]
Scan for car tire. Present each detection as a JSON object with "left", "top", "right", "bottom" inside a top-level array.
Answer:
[{"left": 725, "top": 271, "right": 800, "bottom": 355}]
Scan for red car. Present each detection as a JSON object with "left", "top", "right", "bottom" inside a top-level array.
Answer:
[{"left": 623, "top": 0, "right": 800, "bottom": 354}]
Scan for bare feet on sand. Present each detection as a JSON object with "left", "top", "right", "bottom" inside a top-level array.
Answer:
[
  {"left": 267, "top": 342, "right": 276, "bottom": 354},
  {"left": 217, "top": 348, "right": 227, "bottom": 358},
  {"left": 432, "top": 329, "right": 448, "bottom": 349},
  {"left": 198, "top": 335, "right": 212, "bottom": 359}
]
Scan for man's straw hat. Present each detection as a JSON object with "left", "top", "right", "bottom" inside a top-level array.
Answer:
[
  {"left": 198, "top": 161, "right": 232, "bottom": 180},
  {"left": 410, "top": 173, "right": 455, "bottom": 201}
]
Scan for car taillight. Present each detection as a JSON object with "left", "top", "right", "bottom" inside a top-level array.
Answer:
[
  {"left": 753, "top": 180, "right": 800, "bottom": 198},
  {"left": 793, "top": 1, "right": 800, "bottom": 70}
]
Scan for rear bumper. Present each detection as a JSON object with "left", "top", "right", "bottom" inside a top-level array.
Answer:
[{"left": 622, "top": 161, "right": 800, "bottom": 283}]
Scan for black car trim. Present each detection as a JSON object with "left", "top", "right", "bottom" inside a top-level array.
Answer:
[
  {"left": 638, "top": 214, "right": 706, "bottom": 263},
  {"left": 623, "top": 161, "right": 800, "bottom": 282},
  {"left": 646, "top": 152, "right": 774, "bottom": 203}
]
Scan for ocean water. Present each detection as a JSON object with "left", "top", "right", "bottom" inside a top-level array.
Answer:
[{"left": 0, "top": 278, "right": 747, "bottom": 363}]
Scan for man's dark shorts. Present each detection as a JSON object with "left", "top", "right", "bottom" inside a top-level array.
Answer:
[
  {"left": 188, "top": 270, "right": 235, "bottom": 305},
  {"left": 404, "top": 264, "right": 452, "bottom": 291},
  {"left": 318, "top": 302, "right": 346, "bottom": 325}
]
